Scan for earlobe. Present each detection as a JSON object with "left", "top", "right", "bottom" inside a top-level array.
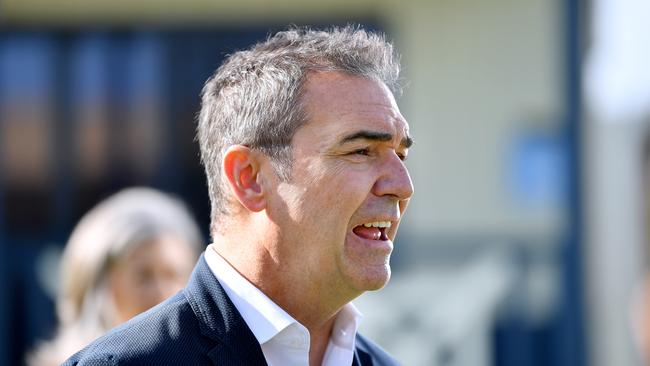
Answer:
[{"left": 222, "top": 146, "right": 266, "bottom": 212}]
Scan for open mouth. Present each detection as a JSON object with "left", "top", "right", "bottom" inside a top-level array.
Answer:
[{"left": 352, "top": 221, "right": 391, "bottom": 241}]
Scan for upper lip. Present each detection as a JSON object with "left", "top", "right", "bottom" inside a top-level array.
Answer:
[{"left": 354, "top": 218, "right": 399, "bottom": 227}]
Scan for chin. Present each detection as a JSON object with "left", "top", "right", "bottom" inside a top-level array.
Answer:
[{"left": 350, "top": 263, "right": 392, "bottom": 292}]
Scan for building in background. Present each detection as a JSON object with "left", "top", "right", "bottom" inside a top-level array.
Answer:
[{"left": 4, "top": 0, "right": 640, "bottom": 365}]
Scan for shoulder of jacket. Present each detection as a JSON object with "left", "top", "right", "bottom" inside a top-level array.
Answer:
[
  {"left": 355, "top": 333, "right": 401, "bottom": 366},
  {"left": 62, "top": 352, "right": 118, "bottom": 366}
]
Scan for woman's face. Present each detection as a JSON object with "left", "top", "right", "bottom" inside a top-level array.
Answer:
[{"left": 107, "top": 235, "right": 196, "bottom": 325}]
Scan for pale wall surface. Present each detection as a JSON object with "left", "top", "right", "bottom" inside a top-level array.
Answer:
[
  {"left": 394, "top": 0, "right": 564, "bottom": 239},
  {"left": 2, "top": 0, "right": 565, "bottom": 239},
  {"left": 1, "top": 2, "right": 574, "bottom": 365}
]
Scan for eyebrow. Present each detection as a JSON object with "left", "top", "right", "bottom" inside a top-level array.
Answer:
[{"left": 339, "top": 130, "right": 414, "bottom": 148}]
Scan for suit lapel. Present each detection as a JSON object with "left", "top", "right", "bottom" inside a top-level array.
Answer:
[
  {"left": 184, "top": 255, "right": 268, "bottom": 366},
  {"left": 352, "top": 349, "right": 361, "bottom": 366}
]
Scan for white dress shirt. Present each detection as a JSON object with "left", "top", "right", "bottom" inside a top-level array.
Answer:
[{"left": 204, "top": 244, "right": 363, "bottom": 366}]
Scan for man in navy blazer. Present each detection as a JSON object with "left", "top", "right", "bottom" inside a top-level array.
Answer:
[{"left": 65, "top": 25, "right": 413, "bottom": 366}]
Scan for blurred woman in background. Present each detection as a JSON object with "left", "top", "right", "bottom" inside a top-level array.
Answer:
[{"left": 27, "top": 187, "right": 203, "bottom": 366}]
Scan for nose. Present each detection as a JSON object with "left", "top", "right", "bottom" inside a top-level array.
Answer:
[{"left": 372, "top": 153, "right": 414, "bottom": 201}]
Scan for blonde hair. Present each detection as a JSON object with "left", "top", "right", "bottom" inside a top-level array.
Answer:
[{"left": 28, "top": 187, "right": 203, "bottom": 366}]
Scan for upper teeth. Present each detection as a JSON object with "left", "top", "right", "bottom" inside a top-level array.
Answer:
[{"left": 363, "top": 221, "right": 392, "bottom": 228}]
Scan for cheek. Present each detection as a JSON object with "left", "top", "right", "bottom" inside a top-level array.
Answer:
[
  {"left": 306, "top": 167, "right": 368, "bottom": 220},
  {"left": 277, "top": 159, "right": 376, "bottom": 239},
  {"left": 108, "top": 267, "right": 143, "bottom": 319}
]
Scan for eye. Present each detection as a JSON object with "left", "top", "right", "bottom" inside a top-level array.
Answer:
[{"left": 352, "top": 148, "right": 370, "bottom": 156}]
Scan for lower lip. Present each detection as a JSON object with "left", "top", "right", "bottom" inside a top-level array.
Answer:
[{"left": 348, "top": 231, "right": 394, "bottom": 253}]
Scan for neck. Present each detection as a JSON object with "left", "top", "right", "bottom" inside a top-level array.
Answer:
[
  {"left": 213, "top": 219, "right": 361, "bottom": 365},
  {"left": 309, "top": 316, "right": 336, "bottom": 366},
  {"left": 213, "top": 235, "right": 357, "bottom": 325},
  {"left": 213, "top": 218, "right": 362, "bottom": 322}
]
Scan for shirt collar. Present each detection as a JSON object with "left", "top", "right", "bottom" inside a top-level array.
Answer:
[
  {"left": 204, "top": 244, "right": 296, "bottom": 344},
  {"left": 330, "top": 302, "right": 363, "bottom": 349},
  {"left": 204, "top": 244, "right": 363, "bottom": 354}
]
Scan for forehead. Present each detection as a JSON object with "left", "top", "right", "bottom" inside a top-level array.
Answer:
[{"left": 298, "top": 72, "right": 409, "bottom": 144}]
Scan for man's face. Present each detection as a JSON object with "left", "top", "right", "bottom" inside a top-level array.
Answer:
[{"left": 266, "top": 71, "right": 413, "bottom": 296}]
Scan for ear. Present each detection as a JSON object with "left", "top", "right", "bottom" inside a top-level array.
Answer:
[{"left": 222, "top": 145, "right": 266, "bottom": 212}]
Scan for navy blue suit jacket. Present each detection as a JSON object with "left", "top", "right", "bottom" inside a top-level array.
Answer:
[{"left": 63, "top": 255, "right": 399, "bottom": 365}]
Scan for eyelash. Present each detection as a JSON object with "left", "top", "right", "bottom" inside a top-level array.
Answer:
[
  {"left": 350, "top": 148, "right": 407, "bottom": 161},
  {"left": 353, "top": 148, "right": 370, "bottom": 156}
]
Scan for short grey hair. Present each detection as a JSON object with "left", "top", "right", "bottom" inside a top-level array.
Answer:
[{"left": 196, "top": 25, "right": 401, "bottom": 236}]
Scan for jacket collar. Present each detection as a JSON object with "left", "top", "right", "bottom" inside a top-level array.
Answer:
[{"left": 184, "top": 254, "right": 268, "bottom": 365}]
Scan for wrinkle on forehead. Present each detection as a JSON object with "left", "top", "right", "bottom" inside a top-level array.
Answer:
[
  {"left": 300, "top": 71, "right": 410, "bottom": 147},
  {"left": 302, "top": 71, "right": 399, "bottom": 113}
]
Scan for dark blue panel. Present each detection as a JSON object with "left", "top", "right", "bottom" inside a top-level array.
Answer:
[
  {"left": 0, "top": 35, "right": 56, "bottom": 101},
  {"left": 492, "top": 1, "right": 586, "bottom": 364},
  {"left": 552, "top": 0, "right": 587, "bottom": 365},
  {"left": 0, "top": 35, "right": 7, "bottom": 366}
]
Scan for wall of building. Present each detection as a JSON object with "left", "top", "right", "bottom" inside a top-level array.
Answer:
[{"left": 1, "top": 1, "right": 585, "bottom": 365}]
